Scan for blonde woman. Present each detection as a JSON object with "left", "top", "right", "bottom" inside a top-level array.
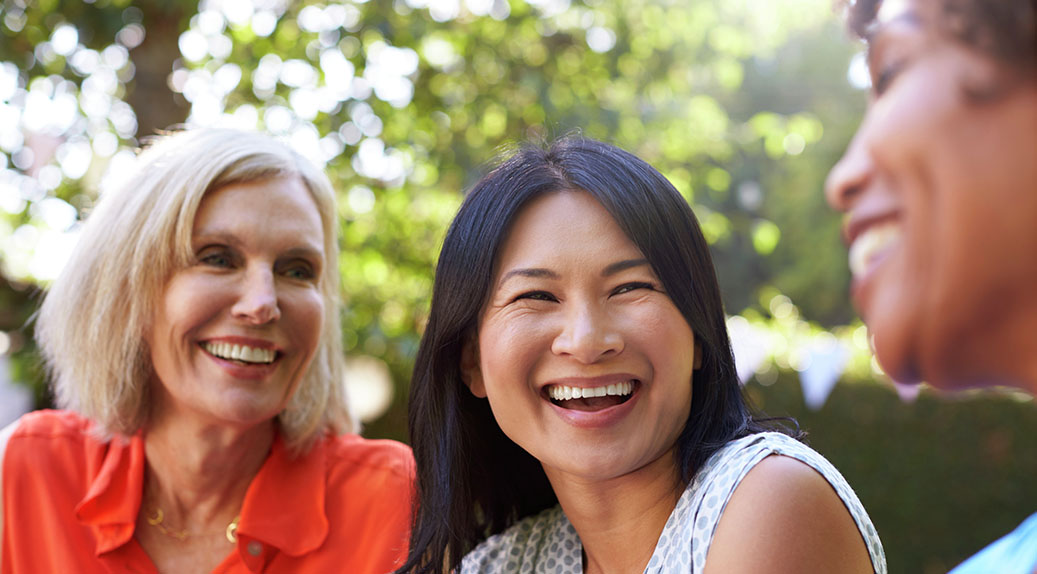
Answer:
[{"left": 0, "top": 129, "right": 413, "bottom": 574}]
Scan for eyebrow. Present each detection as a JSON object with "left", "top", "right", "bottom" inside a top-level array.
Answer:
[
  {"left": 280, "top": 246, "right": 325, "bottom": 262},
  {"left": 497, "top": 258, "right": 651, "bottom": 288},
  {"left": 602, "top": 258, "right": 650, "bottom": 276},
  {"left": 497, "top": 267, "right": 559, "bottom": 287},
  {"left": 193, "top": 232, "right": 324, "bottom": 260}
]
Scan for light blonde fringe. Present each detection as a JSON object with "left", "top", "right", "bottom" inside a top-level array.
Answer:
[{"left": 34, "top": 128, "right": 357, "bottom": 454}]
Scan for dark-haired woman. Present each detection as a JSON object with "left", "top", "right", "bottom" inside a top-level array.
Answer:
[
  {"left": 399, "top": 137, "right": 886, "bottom": 574},
  {"left": 827, "top": 0, "right": 1036, "bottom": 572}
]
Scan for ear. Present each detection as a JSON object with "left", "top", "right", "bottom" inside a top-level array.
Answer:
[
  {"left": 693, "top": 339, "right": 703, "bottom": 370},
  {"left": 460, "top": 339, "right": 487, "bottom": 398}
]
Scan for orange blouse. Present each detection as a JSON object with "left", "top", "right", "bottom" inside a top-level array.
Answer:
[{"left": 2, "top": 410, "right": 414, "bottom": 574}]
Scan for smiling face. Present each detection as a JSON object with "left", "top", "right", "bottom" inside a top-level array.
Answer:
[
  {"left": 825, "top": 0, "right": 1037, "bottom": 389},
  {"left": 148, "top": 176, "right": 326, "bottom": 428},
  {"left": 464, "top": 190, "right": 699, "bottom": 485}
]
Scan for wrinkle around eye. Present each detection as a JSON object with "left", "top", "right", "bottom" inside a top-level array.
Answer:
[
  {"left": 485, "top": 290, "right": 556, "bottom": 317},
  {"left": 277, "top": 258, "right": 320, "bottom": 282},
  {"left": 196, "top": 247, "right": 237, "bottom": 269},
  {"left": 513, "top": 290, "right": 558, "bottom": 303},
  {"left": 610, "top": 281, "right": 657, "bottom": 296}
]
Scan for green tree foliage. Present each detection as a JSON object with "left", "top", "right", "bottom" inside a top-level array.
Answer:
[{"left": 1, "top": 0, "right": 867, "bottom": 414}]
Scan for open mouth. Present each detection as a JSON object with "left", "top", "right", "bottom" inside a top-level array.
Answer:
[
  {"left": 544, "top": 380, "right": 639, "bottom": 412},
  {"left": 848, "top": 221, "right": 901, "bottom": 279},
  {"left": 202, "top": 341, "right": 279, "bottom": 366}
]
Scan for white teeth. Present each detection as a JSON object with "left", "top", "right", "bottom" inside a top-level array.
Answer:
[
  {"left": 848, "top": 223, "right": 901, "bottom": 278},
  {"left": 547, "top": 381, "right": 635, "bottom": 401},
  {"left": 203, "top": 342, "right": 276, "bottom": 364}
]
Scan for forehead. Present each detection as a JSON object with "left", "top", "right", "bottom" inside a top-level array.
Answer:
[
  {"left": 495, "top": 190, "right": 642, "bottom": 266},
  {"left": 193, "top": 176, "right": 325, "bottom": 243},
  {"left": 876, "top": 0, "right": 913, "bottom": 24},
  {"left": 870, "top": 0, "right": 934, "bottom": 40}
]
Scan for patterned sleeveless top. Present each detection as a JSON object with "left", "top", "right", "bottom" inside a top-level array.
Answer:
[{"left": 460, "top": 432, "right": 886, "bottom": 574}]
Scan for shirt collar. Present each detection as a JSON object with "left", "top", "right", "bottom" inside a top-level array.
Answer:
[
  {"left": 73, "top": 430, "right": 330, "bottom": 558},
  {"left": 75, "top": 432, "right": 145, "bottom": 555},
  {"left": 235, "top": 432, "right": 330, "bottom": 556}
]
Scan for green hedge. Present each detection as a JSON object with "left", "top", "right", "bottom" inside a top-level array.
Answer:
[{"left": 748, "top": 374, "right": 1036, "bottom": 573}]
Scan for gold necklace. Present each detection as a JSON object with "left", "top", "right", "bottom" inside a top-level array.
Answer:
[{"left": 146, "top": 507, "right": 241, "bottom": 543}]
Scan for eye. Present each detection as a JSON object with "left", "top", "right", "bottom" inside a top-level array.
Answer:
[
  {"left": 276, "top": 255, "right": 319, "bottom": 281},
  {"left": 611, "top": 282, "right": 655, "bottom": 296},
  {"left": 197, "top": 247, "right": 235, "bottom": 269},
  {"left": 514, "top": 290, "right": 557, "bottom": 303},
  {"left": 283, "top": 262, "right": 317, "bottom": 281},
  {"left": 872, "top": 59, "right": 905, "bottom": 96}
]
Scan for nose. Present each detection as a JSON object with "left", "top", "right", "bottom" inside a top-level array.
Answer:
[
  {"left": 825, "top": 128, "right": 874, "bottom": 213},
  {"left": 551, "top": 302, "right": 623, "bottom": 363},
  {"left": 232, "top": 268, "right": 281, "bottom": 325}
]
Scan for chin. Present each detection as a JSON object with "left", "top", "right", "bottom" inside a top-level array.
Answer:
[
  {"left": 867, "top": 315, "right": 921, "bottom": 384},
  {"left": 541, "top": 451, "right": 632, "bottom": 482},
  {"left": 214, "top": 400, "right": 283, "bottom": 428},
  {"left": 877, "top": 342, "right": 1017, "bottom": 393},
  {"left": 920, "top": 355, "right": 1029, "bottom": 393}
]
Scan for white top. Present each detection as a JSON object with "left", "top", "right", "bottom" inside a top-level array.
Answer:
[{"left": 460, "top": 432, "right": 887, "bottom": 574}]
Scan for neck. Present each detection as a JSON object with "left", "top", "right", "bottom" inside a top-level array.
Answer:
[
  {"left": 928, "top": 304, "right": 1037, "bottom": 394},
  {"left": 989, "top": 306, "right": 1037, "bottom": 393},
  {"left": 142, "top": 410, "right": 275, "bottom": 532},
  {"left": 545, "top": 451, "right": 683, "bottom": 574}
]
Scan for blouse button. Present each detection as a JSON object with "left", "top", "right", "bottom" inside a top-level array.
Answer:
[{"left": 247, "top": 541, "right": 263, "bottom": 556}]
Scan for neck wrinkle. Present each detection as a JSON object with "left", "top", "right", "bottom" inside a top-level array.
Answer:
[{"left": 141, "top": 414, "right": 275, "bottom": 531}]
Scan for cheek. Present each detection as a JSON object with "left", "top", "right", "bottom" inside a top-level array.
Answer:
[
  {"left": 478, "top": 328, "right": 525, "bottom": 394},
  {"left": 289, "top": 291, "right": 325, "bottom": 350},
  {"left": 630, "top": 305, "right": 695, "bottom": 365},
  {"left": 869, "top": 69, "right": 960, "bottom": 162},
  {"left": 153, "top": 276, "right": 218, "bottom": 344},
  {"left": 479, "top": 314, "right": 547, "bottom": 369}
]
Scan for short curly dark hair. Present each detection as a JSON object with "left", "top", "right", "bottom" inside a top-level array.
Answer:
[{"left": 847, "top": 0, "right": 1035, "bottom": 72}]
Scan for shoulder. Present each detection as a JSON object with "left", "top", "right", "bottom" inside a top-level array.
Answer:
[
  {"left": 323, "top": 433, "right": 415, "bottom": 487},
  {"left": 700, "top": 433, "right": 882, "bottom": 574},
  {"left": 6, "top": 409, "right": 93, "bottom": 439},
  {"left": 461, "top": 506, "right": 578, "bottom": 573},
  {"left": 1, "top": 410, "right": 96, "bottom": 560},
  {"left": 2, "top": 410, "right": 112, "bottom": 503},
  {"left": 1, "top": 409, "right": 100, "bottom": 467},
  {"left": 696, "top": 432, "right": 864, "bottom": 507}
]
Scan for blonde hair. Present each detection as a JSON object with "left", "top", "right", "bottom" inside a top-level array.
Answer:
[{"left": 35, "top": 128, "right": 356, "bottom": 452}]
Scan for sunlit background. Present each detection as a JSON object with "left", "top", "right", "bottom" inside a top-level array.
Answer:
[{"left": 0, "top": 1, "right": 1032, "bottom": 571}]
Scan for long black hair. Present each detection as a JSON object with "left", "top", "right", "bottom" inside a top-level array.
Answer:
[{"left": 398, "top": 136, "right": 786, "bottom": 573}]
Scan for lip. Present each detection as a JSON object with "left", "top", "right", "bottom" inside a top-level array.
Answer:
[
  {"left": 541, "top": 374, "right": 643, "bottom": 429},
  {"left": 842, "top": 193, "right": 903, "bottom": 302},
  {"left": 843, "top": 209, "right": 900, "bottom": 249},
  {"left": 199, "top": 336, "right": 282, "bottom": 380},
  {"left": 201, "top": 336, "right": 281, "bottom": 351}
]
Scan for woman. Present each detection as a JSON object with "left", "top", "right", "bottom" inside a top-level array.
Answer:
[
  {"left": 399, "top": 137, "right": 886, "bottom": 574},
  {"left": 0, "top": 129, "right": 413, "bottom": 573},
  {"left": 827, "top": 0, "right": 1036, "bottom": 571}
]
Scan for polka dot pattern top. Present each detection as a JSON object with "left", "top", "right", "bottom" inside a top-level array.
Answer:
[{"left": 460, "top": 432, "right": 887, "bottom": 574}]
